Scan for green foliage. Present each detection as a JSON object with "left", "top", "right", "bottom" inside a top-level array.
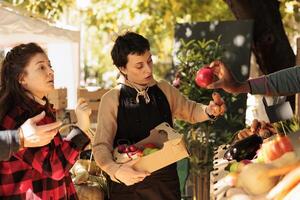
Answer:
[
  {"left": 4, "top": 0, "right": 73, "bottom": 20},
  {"left": 175, "top": 38, "right": 223, "bottom": 102},
  {"left": 274, "top": 115, "right": 300, "bottom": 134},
  {"left": 174, "top": 38, "right": 246, "bottom": 174}
]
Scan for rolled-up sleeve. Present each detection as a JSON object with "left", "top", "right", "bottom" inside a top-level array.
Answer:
[
  {"left": 0, "top": 130, "right": 20, "bottom": 161},
  {"left": 250, "top": 66, "right": 300, "bottom": 96},
  {"left": 158, "top": 80, "right": 210, "bottom": 123}
]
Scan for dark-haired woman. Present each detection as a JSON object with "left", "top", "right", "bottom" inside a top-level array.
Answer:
[{"left": 0, "top": 43, "right": 91, "bottom": 199}]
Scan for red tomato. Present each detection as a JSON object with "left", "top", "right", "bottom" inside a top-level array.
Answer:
[
  {"left": 128, "top": 145, "right": 137, "bottom": 152},
  {"left": 260, "top": 135, "right": 294, "bottom": 162},
  {"left": 269, "top": 140, "right": 284, "bottom": 159},
  {"left": 277, "top": 136, "right": 294, "bottom": 152},
  {"left": 265, "top": 141, "right": 278, "bottom": 161}
]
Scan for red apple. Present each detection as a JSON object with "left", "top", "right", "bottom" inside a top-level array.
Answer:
[
  {"left": 195, "top": 66, "right": 214, "bottom": 88},
  {"left": 123, "top": 147, "right": 130, "bottom": 153},
  {"left": 117, "top": 144, "right": 127, "bottom": 153},
  {"left": 136, "top": 149, "right": 143, "bottom": 157},
  {"left": 277, "top": 135, "right": 294, "bottom": 152},
  {"left": 143, "top": 143, "right": 157, "bottom": 149},
  {"left": 128, "top": 145, "right": 137, "bottom": 152}
]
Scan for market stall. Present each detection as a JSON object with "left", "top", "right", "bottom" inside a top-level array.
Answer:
[{"left": 211, "top": 120, "right": 300, "bottom": 200}]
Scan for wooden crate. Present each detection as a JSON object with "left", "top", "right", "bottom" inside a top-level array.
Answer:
[
  {"left": 77, "top": 88, "right": 109, "bottom": 124},
  {"left": 77, "top": 88, "right": 109, "bottom": 111},
  {"left": 67, "top": 109, "right": 98, "bottom": 129},
  {"left": 47, "top": 88, "right": 67, "bottom": 110}
]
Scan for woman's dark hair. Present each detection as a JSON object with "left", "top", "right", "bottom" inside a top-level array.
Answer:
[
  {"left": 0, "top": 43, "right": 46, "bottom": 122},
  {"left": 111, "top": 32, "right": 150, "bottom": 68}
]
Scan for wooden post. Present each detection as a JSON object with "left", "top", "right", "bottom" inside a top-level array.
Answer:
[
  {"left": 295, "top": 38, "right": 300, "bottom": 116},
  {"left": 297, "top": 38, "right": 300, "bottom": 65}
]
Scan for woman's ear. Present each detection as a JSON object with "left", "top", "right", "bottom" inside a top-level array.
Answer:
[
  {"left": 119, "top": 66, "right": 127, "bottom": 76},
  {"left": 18, "top": 74, "right": 26, "bottom": 86},
  {"left": 119, "top": 66, "right": 128, "bottom": 78}
]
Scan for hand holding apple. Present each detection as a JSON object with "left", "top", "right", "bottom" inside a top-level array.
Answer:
[{"left": 206, "top": 60, "right": 250, "bottom": 94}]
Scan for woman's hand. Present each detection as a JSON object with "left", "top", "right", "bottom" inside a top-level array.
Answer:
[
  {"left": 114, "top": 158, "right": 151, "bottom": 186},
  {"left": 75, "top": 98, "right": 92, "bottom": 133},
  {"left": 20, "top": 111, "right": 62, "bottom": 148},
  {"left": 205, "top": 92, "right": 226, "bottom": 118}
]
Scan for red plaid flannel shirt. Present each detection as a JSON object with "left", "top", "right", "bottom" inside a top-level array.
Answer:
[{"left": 0, "top": 99, "right": 89, "bottom": 199}]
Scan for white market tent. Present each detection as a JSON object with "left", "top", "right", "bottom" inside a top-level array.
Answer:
[{"left": 0, "top": 2, "right": 80, "bottom": 108}]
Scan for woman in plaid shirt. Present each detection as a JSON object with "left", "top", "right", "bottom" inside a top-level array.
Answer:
[{"left": 0, "top": 43, "right": 91, "bottom": 199}]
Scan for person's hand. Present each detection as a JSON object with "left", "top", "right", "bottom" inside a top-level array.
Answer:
[
  {"left": 75, "top": 98, "right": 92, "bottom": 133},
  {"left": 205, "top": 92, "right": 226, "bottom": 118},
  {"left": 20, "top": 111, "right": 62, "bottom": 148},
  {"left": 207, "top": 60, "right": 245, "bottom": 94},
  {"left": 114, "top": 158, "right": 151, "bottom": 186}
]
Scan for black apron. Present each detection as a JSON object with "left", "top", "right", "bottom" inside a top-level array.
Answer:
[{"left": 109, "top": 84, "right": 181, "bottom": 200}]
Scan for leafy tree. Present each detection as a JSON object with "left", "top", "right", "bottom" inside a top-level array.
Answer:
[{"left": 4, "top": 0, "right": 73, "bottom": 20}]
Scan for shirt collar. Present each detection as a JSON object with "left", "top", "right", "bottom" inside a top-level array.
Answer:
[{"left": 117, "top": 74, "right": 157, "bottom": 104}]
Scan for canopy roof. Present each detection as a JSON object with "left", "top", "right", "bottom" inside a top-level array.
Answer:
[{"left": 0, "top": 2, "right": 80, "bottom": 47}]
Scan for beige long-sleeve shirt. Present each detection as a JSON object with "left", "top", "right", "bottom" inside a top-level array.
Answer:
[{"left": 92, "top": 78, "right": 210, "bottom": 181}]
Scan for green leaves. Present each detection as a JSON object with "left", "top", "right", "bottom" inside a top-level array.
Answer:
[
  {"left": 4, "top": 0, "right": 73, "bottom": 20},
  {"left": 174, "top": 38, "right": 246, "bottom": 175},
  {"left": 176, "top": 38, "right": 223, "bottom": 102}
]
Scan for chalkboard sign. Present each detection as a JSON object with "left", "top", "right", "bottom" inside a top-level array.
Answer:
[{"left": 175, "top": 20, "right": 253, "bottom": 82}]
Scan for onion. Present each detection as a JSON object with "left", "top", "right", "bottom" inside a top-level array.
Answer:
[{"left": 237, "top": 163, "right": 278, "bottom": 195}]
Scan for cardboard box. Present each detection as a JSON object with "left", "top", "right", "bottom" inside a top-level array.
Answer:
[{"left": 133, "top": 122, "right": 189, "bottom": 173}]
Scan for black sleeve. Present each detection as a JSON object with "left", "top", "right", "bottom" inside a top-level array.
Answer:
[
  {"left": 0, "top": 130, "right": 20, "bottom": 161},
  {"left": 65, "top": 127, "right": 90, "bottom": 150}
]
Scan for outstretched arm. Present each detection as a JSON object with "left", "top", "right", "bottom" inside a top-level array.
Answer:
[{"left": 207, "top": 61, "right": 300, "bottom": 96}]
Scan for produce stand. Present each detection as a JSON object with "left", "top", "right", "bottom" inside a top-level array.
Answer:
[{"left": 211, "top": 130, "right": 300, "bottom": 200}]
